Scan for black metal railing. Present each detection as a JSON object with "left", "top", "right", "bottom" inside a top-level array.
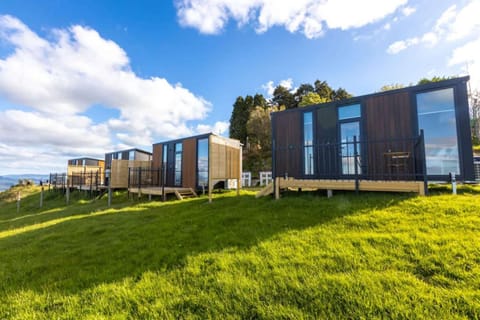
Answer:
[
  {"left": 128, "top": 166, "right": 166, "bottom": 189},
  {"left": 49, "top": 170, "right": 104, "bottom": 191},
  {"left": 273, "top": 131, "right": 428, "bottom": 186}
]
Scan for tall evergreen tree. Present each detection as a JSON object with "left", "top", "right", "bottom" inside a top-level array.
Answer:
[{"left": 272, "top": 85, "right": 296, "bottom": 109}]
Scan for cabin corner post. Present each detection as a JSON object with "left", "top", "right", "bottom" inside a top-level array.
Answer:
[
  {"left": 237, "top": 144, "right": 242, "bottom": 196},
  {"left": 419, "top": 130, "right": 429, "bottom": 195},
  {"left": 208, "top": 134, "right": 213, "bottom": 203}
]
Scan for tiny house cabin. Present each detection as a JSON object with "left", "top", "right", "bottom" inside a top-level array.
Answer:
[
  {"left": 104, "top": 148, "right": 152, "bottom": 188},
  {"left": 270, "top": 76, "right": 474, "bottom": 195},
  {"left": 128, "top": 133, "right": 242, "bottom": 200},
  {"left": 67, "top": 157, "right": 105, "bottom": 188}
]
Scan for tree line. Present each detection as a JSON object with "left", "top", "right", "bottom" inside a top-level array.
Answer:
[{"left": 229, "top": 80, "right": 353, "bottom": 175}]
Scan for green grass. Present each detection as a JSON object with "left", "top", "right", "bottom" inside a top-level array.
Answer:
[{"left": 1, "top": 185, "right": 480, "bottom": 319}]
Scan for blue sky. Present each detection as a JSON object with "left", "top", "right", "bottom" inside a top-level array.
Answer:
[{"left": 0, "top": 0, "right": 479, "bottom": 174}]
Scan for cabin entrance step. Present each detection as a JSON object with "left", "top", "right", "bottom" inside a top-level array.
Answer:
[{"left": 174, "top": 188, "right": 198, "bottom": 200}]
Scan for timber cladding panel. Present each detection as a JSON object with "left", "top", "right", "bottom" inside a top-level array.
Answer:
[
  {"left": 182, "top": 138, "right": 197, "bottom": 189},
  {"left": 364, "top": 92, "right": 415, "bottom": 179},
  {"left": 273, "top": 111, "right": 302, "bottom": 178},
  {"left": 110, "top": 159, "right": 151, "bottom": 188},
  {"left": 210, "top": 136, "right": 241, "bottom": 180},
  {"left": 152, "top": 144, "right": 163, "bottom": 169}
]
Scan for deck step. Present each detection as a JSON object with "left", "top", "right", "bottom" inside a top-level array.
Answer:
[
  {"left": 175, "top": 188, "right": 198, "bottom": 200},
  {"left": 256, "top": 182, "right": 274, "bottom": 198}
]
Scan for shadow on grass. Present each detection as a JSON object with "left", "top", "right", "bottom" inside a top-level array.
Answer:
[{"left": 0, "top": 189, "right": 408, "bottom": 295}]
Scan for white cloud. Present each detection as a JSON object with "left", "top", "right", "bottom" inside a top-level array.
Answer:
[
  {"left": 196, "top": 121, "right": 230, "bottom": 135},
  {"left": 401, "top": 6, "right": 416, "bottom": 17},
  {"left": 261, "top": 80, "right": 275, "bottom": 96},
  {"left": 387, "top": 0, "right": 480, "bottom": 54},
  {"left": 262, "top": 78, "right": 295, "bottom": 97},
  {"left": 176, "top": 0, "right": 407, "bottom": 39},
  {"left": 0, "top": 15, "right": 217, "bottom": 174},
  {"left": 448, "top": 37, "right": 480, "bottom": 90},
  {"left": 387, "top": 37, "right": 419, "bottom": 54}
]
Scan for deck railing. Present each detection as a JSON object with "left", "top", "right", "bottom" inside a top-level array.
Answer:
[
  {"left": 128, "top": 166, "right": 166, "bottom": 189},
  {"left": 273, "top": 131, "right": 428, "bottom": 192},
  {"left": 49, "top": 169, "right": 104, "bottom": 191}
]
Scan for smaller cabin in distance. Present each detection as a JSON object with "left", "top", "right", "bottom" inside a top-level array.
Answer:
[
  {"left": 128, "top": 133, "right": 242, "bottom": 201},
  {"left": 104, "top": 148, "right": 152, "bottom": 188},
  {"left": 67, "top": 157, "right": 105, "bottom": 188}
]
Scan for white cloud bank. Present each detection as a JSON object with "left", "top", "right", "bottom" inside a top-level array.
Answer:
[
  {"left": 0, "top": 15, "right": 222, "bottom": 174},
  {"left": 387, "top": 0, "right": 480, "bottom": 54},
  {"left": 176, "top": 0, "right": 408, "bottom": 39},
  {"left": 386, "top": 0, "right": 480, "bottom": 90}
]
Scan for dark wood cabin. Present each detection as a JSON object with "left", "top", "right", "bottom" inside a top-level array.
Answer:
[{"left": 272, "top": 76, "right": 475, "bottom": 186}]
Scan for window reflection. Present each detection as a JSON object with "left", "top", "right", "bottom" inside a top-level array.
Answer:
[
  {"left": 304, "top": 112, "right": 314, "bottom": 175},
  {"left": 197, "top": 138, "right": 209, "bottom": 186},
  {"left": 417, "top": 88, "right": 459, "bottom": 175},
  {"left": 175, "top": 143, "right": 182, "bottom": 186},
  {"left": 338, "top": 104, "right": 360, "bottom": 120}
]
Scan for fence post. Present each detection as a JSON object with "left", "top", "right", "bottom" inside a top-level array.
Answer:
[
  {"left": 40, "top": 185, "right": 44, "bottom": 208},
  {"left": 66, "top": 187, "right": 70, "bottom": 205},
  {"left": 354, "top": 135, "right": 359, "bottom": 194},
  {"left": 16, "top": 192, "right": 21, "bottom": 213}
]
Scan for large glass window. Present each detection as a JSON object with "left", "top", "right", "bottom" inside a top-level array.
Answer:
[
  {"left": 304, "top": 112, "right": 314, "bottom": 175},
  {"left": 174, "top": 143, "right": 182, "bottom": 186},
  {"left": 197, "top": 138, "right": 209, "bottom": 187},
  {"left": 340, "top": 122, "right": 361, "bottom": 175},
  {"left": 128, "top": 150, "right": 135, "bottom": 160},
  {"left": 117, "top": 152, "right": 123, "bottom": 160},
  {"left": 339, "top": 104, "right": 361, "bottom": 175},
  {"left": 417, "top": 88, "right": 459, "bottom": 175}
]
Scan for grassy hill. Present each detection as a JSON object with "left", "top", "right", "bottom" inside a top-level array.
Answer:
[{"left": 0, "top": 185, "right": 479, "bottom": 319}]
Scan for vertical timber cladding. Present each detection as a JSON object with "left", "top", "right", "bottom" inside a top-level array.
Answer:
[
  {"left": 110, "top": 159, "right": 152, "bottom": 188},
  {"left": 209, "top": 135, "right": 241, "bottom": 180},
  {"left": 364, "top": 91, "right": 414, "bottom": 179},
  {"left": 152, "top": 144, "right": 163, "bottom": 169},
  {"left": 182, "top": 138, "right": 197, "bottom": 189},
  {"left": 273, "top": 111, "right": 302, "bottom": 178}
]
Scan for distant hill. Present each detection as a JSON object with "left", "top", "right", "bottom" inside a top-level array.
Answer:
[{"left": 0, "top": 174, "right": 49, "bottom": 192}]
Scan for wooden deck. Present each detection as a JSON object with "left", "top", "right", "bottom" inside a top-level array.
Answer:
[
  {"left": 257, "top": 177, "right": 426, "bottom": 199},
  {"left": 128, "top": 187, "right": 198, "bottom": 200}
]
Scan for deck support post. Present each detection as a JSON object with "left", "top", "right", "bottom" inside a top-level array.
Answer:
[
  {"left": 108, "top": 185, "right": 112, "bottom": 207},
  {"left": 66, "top": 187, "right": 70, "bottom": 205},
  {"left": 327, "top": 189, "right": 333, "bottom": 198},
  {"left": 275, "top": 177, "right": 280, "bottom": 200}
]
